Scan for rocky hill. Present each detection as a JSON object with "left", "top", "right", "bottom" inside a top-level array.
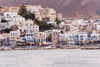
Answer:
[{"left": 0, "top": 0, "right": 100, "bottom": 18}]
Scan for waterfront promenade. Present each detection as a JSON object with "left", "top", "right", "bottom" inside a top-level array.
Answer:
[{"left": 0, "top": 45, "right": 100, "bottom": 51}]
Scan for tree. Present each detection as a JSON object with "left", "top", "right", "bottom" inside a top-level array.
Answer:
[
  {"left": 35, "top": 42, "right": 39, "bottom": 45},
  {"left": 46, "top": 34, "right": 52, "bottom": 42},
  {"left": 82, "top": 29, "right": 85, "bottom": 31},
  {"left": 39, "top": 21, "right": 54, "bottom": 31},
  {"left": 1, "top": 41, "right": 4, "bottom": 46},
  {"left": 55, "top": 18, "right": 61, "bottom": 25},
  {"left": 22, "top": 41, "right": 26, "bottom": 46},
  {"left": 80, "top": 41, "right": 83, "bottom": 45},
  {"left": 30, "top": 13, "right": 35, "bottom": 20},
  {"left": 34, "top": 19, "right": 54, "bottom": 31},
  {"left": 5, "top": 28, "right": 12, "bottom": 33},
  {"left": 1, "top": 19, "right": 8, "bottom": 23},
  {"left": 61, "top": 31, "right": 63, "bottom": 34},
  {"left": 66, "top": 29, "right": 69, "bottom": 31},
  {"left": 0, "top": 6, "right": 2, "bottom": 11},
  {"left": 87, "top": 41, "right": 93, "bottom": 45},
  {"left": 34, "top": 19, "right": 40, "bottom": 24},
  {"left": 20, "top": 34, "right": 25, "bottom": 37},
  {"left": 63, "top": 41, "right": 67, "bottom": 44},
  {"left": 22, "top": 13, "right": 35, "bottom": 20},
  {"left": 18, "top": 4, "right": 27, "bottom": 16}
]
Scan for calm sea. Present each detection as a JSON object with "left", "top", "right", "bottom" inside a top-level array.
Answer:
[{"left": 0, "top": 49, "right": 100, "bottom": 67}]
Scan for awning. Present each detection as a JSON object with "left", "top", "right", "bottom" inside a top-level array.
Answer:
[
  {"left": 30, "top": 39, "right": 34, "bottom": 42},
  {"left": 22, "top": 38, "right": 26, "bottom": 40},
  {"left": 43, "top": 42, "right": 52, "bottom": 44},
  {"left": 6, "top": 43, "right": 10, "bottom": 46}
]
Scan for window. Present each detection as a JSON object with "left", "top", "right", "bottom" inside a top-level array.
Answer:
[
  {"left": 24, "top": 30, "right": 26, "bottom": 32},
  {"left": 80, "top": 36, "right": 83, "bottom": 37},
  {"left": 41, "top": 39, "right": 43, "bottom": 42},
  {"left": 99, "top": 35, "right": 100, "bottom": 37},
  {"left": 39, "top": 39, "right": 40, "bottom": 42},
  {"left": 27, "top": 34, "right": 28, "bottom": 36},
  {"left": 40, "top": 34, "right": 42, "bottom": 36},
  {"left": 75, "top": 36, "right": 79, "bottom": 37},
  {"left": 27, "top": 37, "right": 30, "bottom": 39},
  {"left": 29, "top": 34, "right": 31, "bottom": 36},
  {"left": 95, "top": 38, "right": 97, "bottom": 40},
  {"left": 20, "top": 29, "right": 22, "bottom": 32},
  {"left": 80, "top": 38, "right": 83, "bottom": 40},
  {"left": 11, "top": 41, "right": 15, "bottom": 44},
  {"left": 10, "top": 37, "right": 15, "bottom": 39},
  {"left": 37, "top": 39, "right": 38, "bottom": 42},
  {"left": 32, "top": 37, "right": 34, "bottom": 39},
  {"left": 26, "top": 40, "right": 30, "bottom": 42},
  {"left": 70, "top": 36, "right": 72, "bottom": 38},
  {"left": 30, "top": 24, "right": 32, "bottom": 26},
  {"left": 31, "top": 34, "right": 34, "bottom": 36}
]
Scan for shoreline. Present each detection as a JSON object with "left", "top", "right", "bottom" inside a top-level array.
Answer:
[{"left": 0, "top": 47, "right": 100, "bottom": 51}]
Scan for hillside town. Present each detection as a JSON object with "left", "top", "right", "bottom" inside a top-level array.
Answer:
[{"left": 0, "top": 4, "right": 100, "bottom": 50}]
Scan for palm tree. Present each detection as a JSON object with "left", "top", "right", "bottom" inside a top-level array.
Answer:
[
  {"left": 46, "top": 34, "right": 52, "bottom": 42},
  {"left": 35, "top": 42, "right": 39, "bottom": 46},
  {"left": 0, "top": 6, "right": 2, "bottom": 11},
  {"left": 1, "top": 41, "right": 4, "bottom": 46},
  {"left": 88, "top": 41, "right": 93, "bottom": 45},
  {"left": 18, "top": 4, "right": 27, "bottom": 16},
  {"left": 80, "top": 41, "right": 83, "bottom": 45},
  {"left": 22, "top": 41, "right": 26, "bottom": 46},
  {"left": 64, "top": 41, "right": 67, "bottom": 44}
]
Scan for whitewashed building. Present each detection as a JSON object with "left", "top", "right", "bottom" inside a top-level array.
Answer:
[
  {"left": 0, "top": 23, "right": 8, "bottom": 30},
  {"left": 26, "top": 5, "right": 42, "bottom": 13},
  {"left": 25, "top": 32, "right": 34, "bottom": 45},
  {"left": 17, "top": 19, "right": 39, "bottom": 33},
  {"left": 52, "top": 29, "right": 61, "bottom": 44},
  {"left": 2, "top": 12, "right": 18, "bottom": 21},
  {"left": 46, "top": 20, "right": 57, "bottom": 26},
  {"left": 10, "top": 30, "right": 20, "bottom": 45}
]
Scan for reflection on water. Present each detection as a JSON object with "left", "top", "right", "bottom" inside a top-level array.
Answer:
[{"left": 0, "top": 49, "right": 100, "bottom": 67}]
